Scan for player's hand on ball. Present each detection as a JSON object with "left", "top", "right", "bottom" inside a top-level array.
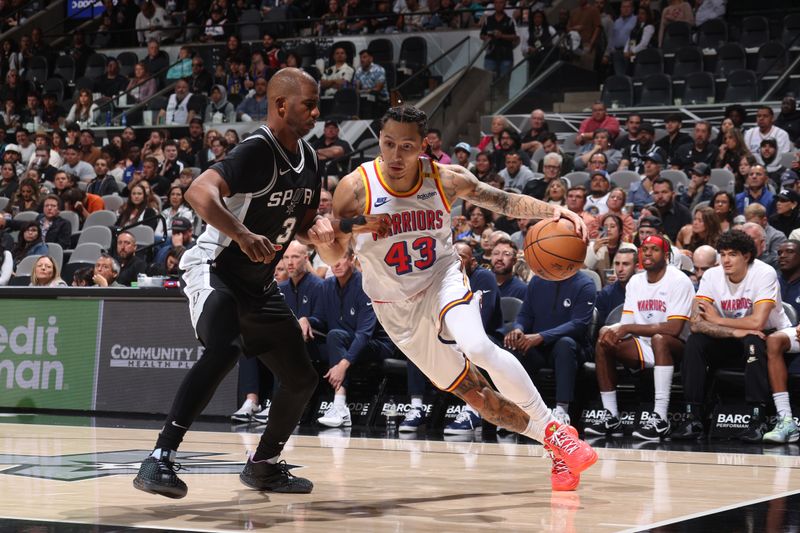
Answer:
[
  {"left": 354, "top": 214, "right": 392, "bottom": 238},
  {"left": 552, "top": 205, "right": 587, "bottom": 243},
  {"left": 238, "top": 231, "right": 282, "bottom": 263},
  {"left": 307, "top": 216, "right": 335, "bottom": 244}
]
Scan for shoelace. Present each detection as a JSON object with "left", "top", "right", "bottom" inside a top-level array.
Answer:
[
  {"left": 453, "top": 410, "right": 473, "bottom": 424},
  {"left": 273, "top": 460, "right": 297, "bottom": 479},
  {"left": 403, "top": 409, "right": 421, "bottom": 421},
  {"left": 548, "top": 427, "right": 580, "bottom": 455},
  {"left": 157, "top": 458, "right": 182, "bottom": 475},
  {"left": 641, "top": 415, "right": 661, "bottom": 430},
  {"left": 544, "top": 446, "right": 570, "bottom": 475}
]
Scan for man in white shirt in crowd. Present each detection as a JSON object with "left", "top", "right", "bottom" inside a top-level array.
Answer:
[
  {"left": 744, "top": 105, "right": 792, "bottom": 157},
  {"left": 320, "top": 45, "right": 354, "bottom": 97},
  {"left": 160, "top": 79, "right": 203, "bottom": 125}
]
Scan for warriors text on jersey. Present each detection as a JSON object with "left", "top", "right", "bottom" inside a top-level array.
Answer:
[
  {"left": 621, "top": 265, "right": 694, "bottom": 341},
  {"left": 180, "top": 125, "right": 321, "bottom": 294},
  {"left": 354, "top": 156, "right": 459, "bottom": 302}
]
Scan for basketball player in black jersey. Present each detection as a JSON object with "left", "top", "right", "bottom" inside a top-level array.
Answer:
[{"left": 134, "top": 68, "right": 338, "bottom": 498}]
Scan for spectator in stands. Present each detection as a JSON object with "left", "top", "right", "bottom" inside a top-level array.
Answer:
[
  {"left": 619, "top": 122, "right": 665, "bottom": 174},
  {"left": 15, "top": 129, "right": 33, "bottom": 167},
  {"left": 658, "top": 0, "right": 693, "bottom": 46},
  {"left": 716, "top": 128, "right": 751, "bottom": 174},
  {"left": 709, "top": 190, "right": 735, "bottom": 233},
  {"left": 678, "top": 162, "right": 716, "bottom": 211},
  {"left": 673, "top": 121, "right": 717, "bottom": 172},
  {"left": 535, "top": 132, "right": 574, "bottom": 174},
  {"left": 67, "top": 31, "right": 93, "bottom": 79},
  {"left": 1, "top": 98, "right": 19, "bottom": 130},
  {"left": 614, "top": 113, "right": 641, "bottom": 152},
  {"left": 741, "top": 221, "right": 778, "bottom": 269},
  {"left": 354, "top": 49, "right": 389, "bottom": 102},
  {"left": 479, "top": 0, "right": 518, "bottom": 79},
  {"left": 154, "top": 216, "right": 195, "bottom": 266},
  {"left": 32, "top": 136, "right": 62, "bottom": 173},
  {"left": 737, "top": 164, "right": 775, "bottom": 217},
  {"left": 19, "top": 93, "right": 41, "bottom": 126},
  {"left": 142, "top": 40, "right": 169, "bottom": 84},
  {"left": 477, "top": 115, "right": 510, "bottom": 154},
  {"left": 656, "top": 114, "right": 693, "bottom": 166},
  {"left": 313, "top": 121, "right": 353, "bottom": 180},
  {"left": 162, "top": 79, "right": 204, "bottom": 126},
  {"left": 318, "top": 189, "right": 332, "bottom": 217},
  {"left": 310, "top": 249, "right": 394, "bottom": 428},
  {"left": 606, "top": 0, "right": 636, "bottom": 75},
  {"left": 87, "top": 158, "right": 119, "bottom": 196},
  {"left": 94, "top": 58, "right": 128, "bottom": 99},
  {"left": 585, "top": 170, "right": 612, "bottom": 216},
  {"left": 398, "top": 0, "right": 429, "bottom": 31},
  {"left": 714, "top": 117, "right": 736, "bottom": 147},
  {"left": 491, "top": 237, "right": 527, "bottom": 300},
  {"left": 523, "top": 152, "right": 561, "bottom": 199},
  {"left": 564, "top": 184, "right": 595, "bottom": 230},
  {"left": 16, "top": 194, "right": 70, "bottom": 249},
  {"left": 473, "top": 151, "right": 496, "bottom": 182},
  {"left": 673, "top": 230, "right": 790, "bottom": 442},
  {"left": 524, "top": 9, "right": 557, "bottom": 70},
  {"left": 116, "top": 183, "right": 158, "bottom": 231},
  {"left": 520, "top": 109, "right": 549, "bottom": 156},
  {"left": 140, "top": 156, "right": 168, "bottom": 196},
  {"left": 745, "top": 106, "right": 792, "bottom": 157},
  {"left": 316, "top": 0, "right": 344, "bottom": 35},
  {"left": 61, "top": 144, "right": 95, "bottom": 182},
  {"left": 5, "top": 177, "right": 39, "bottom": 214},
  {"left": 122, "top": 144, "right": 143, "bottom": 185},
  {"left": 114, "top": 230, "right": 146, "bottom": 286},
  {"left": 62, "top": 187, "right": 104, "bottom": 226},
  {"left": 236, "top": 77, "right": 268, "bottom": 122},
  {"left": 207, "top": 137, "right": 228, "bottom": 169},
  {"left": 136, "top": 1, "right": 169, "bottom": 45},
  {"left": 320, "top": 46, "right": 354, "bottom": 98},
  {"left": 200, "top": 6, "right": 229, "bottom": 42},
  {"left": 576, "top": 101, "right": 620, "bottom": 146},
  {"left": 504, "top": 268, "right": 595, "bottom": 425},
  {"left": 744, "top": 203, "right": 786, "bottom": 262},
  {"left": 370, "top": 0, "right": 400, "bottom": 32},
  {"left": 4, "top": 144, "right": 24, "bottom": 177},
  {"left": 566, "top": 0, "right": 601, "bottom": 57},
  {"left": 79, "top": 130, "right": 101, "bottom": 166},
  {"left": 757, "top": 138, "right": 785, "bottom": 185},
  {"left": 692, "top": 245, "right": 718, "bottom": 285},
  {"left": 694, "top": 0, "right": 726, "bottom": 27},
  {"left": 734, "top": 153, "right": 757, "bottom": 194},
  {"left": 159, "top": 141, "right": 184, "bottom": 186},
  {"left": 771, "top": 189, "right": 800, "bottom": 238},
  {"left": 29, "top": 255, "right": 66, "bottom": 287},
  {"left": 0, "top": 69, "right": 28, "bottom": 109},
  {"left": 675, "top": 206, "right": 722, "bottom": 254},
  {"left": 51, "top": 170, "right": 74, "bottom": 199},
  {"left": 91, "top": 253, "right": 122, "bottom": 287},
  {"left": 66, "top": 90, "right": 100, "bottom": 128},
  {"left": 161, "top": 184, "right": 194, "bottom": 230},
  {"left": 599, "top": 188, "right": 634, "bottom": 241},
  {"left": 110, "top": 0, "right": 139, "bottom": 47},
  {"left": 342, "top": 0, "right": 370, "bottom": 34},
  {"left": 167, "top": 47, "right": 193, "bottom": 82},
  {"left": 776, "top": 96, "right": 800, "bottom": 147},
  {"left": 425, "top": 129, "right": 451, "bottom": 164},
  {"left": 458, "top": 205, "right": 492, "bottom": 243},
  {"left": 126, "top": 63, "right": 157, "bottom": 104},
  {"left": 499, "top": 151, "right": 535, "bottom": 192},
  {"left": 452, "top": 142, "right": 474, "bottom": 171},
  {"left": 188, "top": 57, "right": 214, "bottom": 95},
  {"left": 141, "top": 130, "right": 165, "bottom": 164},
  {"left": 652, "top": 177, "right": 691, "bottom": 242},
  {"left": 585, "top": 214, "right": 628, "bottom": 284},
  {"left": 10, "top": 221, "right": 47, "bottom": 266},
  {"left": 0, "top": 160, "right": 17, "bottom": 199},
  {"left": 589, "top": 235, "right": 693, "bottom": 440},
  {"left": 575, "top": 128, "right": 622, "bottom": 172},
  {"left": 595, "top": 247, "right": 636, "bottom": 326}
]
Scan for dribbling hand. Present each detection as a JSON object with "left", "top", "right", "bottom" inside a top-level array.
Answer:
[
  {"left": 551, "top": 205, "right": 588, "bottom": 243},
  {"left": 237, "top": 231, "right": 282, "bottom": 263}
]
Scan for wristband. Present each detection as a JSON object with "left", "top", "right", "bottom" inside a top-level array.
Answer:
[{"left": 340, "top": 215, "right": 366, "bottom": 234}]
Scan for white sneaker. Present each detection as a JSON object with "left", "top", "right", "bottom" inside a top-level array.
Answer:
[
  {"left": 552, "top": 408, "right": 571, "bottom": 427},
  {"left": 318, "top": 404, "right": 352, "bottom": 428},
  {"left": 231, "top": 399, "right": 261, "bottom": 422},
  {"left": 253, "top": 405, "right": 270, "bottom": 425}
]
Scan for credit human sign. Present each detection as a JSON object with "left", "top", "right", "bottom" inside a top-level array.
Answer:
[{"left": 0, "top": 317, "right": 63, "bottom": 390}]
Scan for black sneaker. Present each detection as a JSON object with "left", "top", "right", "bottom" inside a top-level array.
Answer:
[
  {"left": 738, "top": 413, "right": 768, "bottom": 444},
  {"left": 671, "top": 414, "right": 704, "bottom": 440},
  {"left": 133, "top": 450, "right": 187, "bottom": 499},
  {"left": 632, "top": 412, "right": 671, "bottom": 441},
  {"left": 583, "top": 409, "right": 623, "bottom": 437},
  {"left": 240, "top": 458, "right": 313, "bottom": 494}
]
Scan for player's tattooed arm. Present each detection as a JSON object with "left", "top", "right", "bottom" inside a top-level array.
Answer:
[
  {"left": 437, "top": 163, "right": 587, "bottom": 240},
  {"left": 689, "top": 299, "right": 765, "bottom": 339},
  {"left": 452, "top": 366, "right": 530, "bottom": 434}
]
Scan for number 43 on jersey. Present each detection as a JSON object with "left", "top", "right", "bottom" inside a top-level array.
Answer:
[{"left": 384, "top": 236, "right": 437, "bottom": 275}]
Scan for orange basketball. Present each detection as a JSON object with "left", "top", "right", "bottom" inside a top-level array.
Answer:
[{"left": 523, "top": 219, "right": 587, "bottom": 281}]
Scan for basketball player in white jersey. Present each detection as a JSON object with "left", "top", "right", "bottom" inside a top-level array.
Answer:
[
  {"left": 672, "top": 230, "right": 792, "bottom": 442},
  {"left": 587, "top": 235, "right": 694, "bottom": 441},
  {"left": 319, "top": 105, "right": 598, "bottom": 491}
]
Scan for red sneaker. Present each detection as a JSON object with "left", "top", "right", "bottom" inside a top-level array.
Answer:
[
  {"left": 544, "top": 421, "right": 597, "bottom": 475},
  {"left": 545, "top": 425, "right": 580, "bottom": 491}
]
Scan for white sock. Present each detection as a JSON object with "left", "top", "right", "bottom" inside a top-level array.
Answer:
[
  {"left": 333, "top": 394, "right": 346, "bottom": 408},
  {"left": 410, "top": 396, "right": 423, "bottom": 409},
  {"left": 653, "top": 365, "right": 673, "bottom": 420},
  {"left": 600, "top": 391, "right": 619, "bottom": 417},
  {"left": 773, "top": 392, "right": 793, "bottom": 419},
  {"left": 266, "top": 454, "right": 280, "bottom": 464}
]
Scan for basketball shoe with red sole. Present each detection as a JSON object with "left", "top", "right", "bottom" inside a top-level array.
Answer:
[
  {"left": 545, "top": 425, "right": 580, "bottom": 491},
  {"left": 544, "top": 421, "right": 598, "bottom": 475}
]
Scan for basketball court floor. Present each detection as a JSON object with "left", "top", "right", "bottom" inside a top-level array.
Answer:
[{"left": 1, "top": 413, "right": 799, "bottom": 532}]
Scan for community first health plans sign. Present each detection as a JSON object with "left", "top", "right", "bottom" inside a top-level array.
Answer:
[{"left": 0, "top": 299, "right": 236, "bottom": 415}]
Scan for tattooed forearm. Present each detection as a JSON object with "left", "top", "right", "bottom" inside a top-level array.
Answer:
[
  {"left": 467, "top": 181, "right": 555, "bottom": 220},
  {"left": 452, "top": 366, "right": 530, "bottom": 433},
  {"left": 689, "top": 317, "right": 738, "bottom": 338}
]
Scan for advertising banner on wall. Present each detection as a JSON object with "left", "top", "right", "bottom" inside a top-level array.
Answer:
[
  {"left": 67, "top": 0, "right": 107, "bottom": 19},
  {"left": 0, "top": 299, "right": 99, "bottom": 410},
  {"left": 95, "top": 300, "right": 237, "bottom": 416}
]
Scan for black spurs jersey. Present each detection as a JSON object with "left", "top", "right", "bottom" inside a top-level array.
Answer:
[{"left": 180, "top": 124, "right": 321, "bottom": 293}]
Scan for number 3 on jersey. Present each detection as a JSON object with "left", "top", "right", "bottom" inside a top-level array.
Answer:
[{"left": 384, "top": 237, "right": 436, "bottom": 275}]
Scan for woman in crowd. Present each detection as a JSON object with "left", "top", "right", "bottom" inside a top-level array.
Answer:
[
  {"left": 208, "top": 136, "right": 228, "bottom": 166},
  {"left": 598, "top": 187, "right": 634, "bottom": 242},
  {"left": 526, "top": 9, "right": 557, "bottom": 74},
  {"left": 317, "top": 0, "right": 344, "bottom": 36},
  {"left": 621, "top": 7, "right": 655, "bottom": 73},
  {"left": 224, "top": 129, "right": 240, "bottom": 147},
  {"left": 12, "top": 221, "right": 47, "bottom": 266},
  {"left": 51, "top": 128, "right": 65, "bottom": 156},
  {"left": 5, "top": 177, "right": 40, "bottom": 213},
  {"left": 477, "top": 115, "right": 510, "bottom": 153},
  {"left": 126, "top": 62, "right": 158, "bottom": 104},
  {"left": 585, "top": 213, "right": 625, "bottom": 285},
  {"left": 0, "top": 241, "right": 11, "bottom": 285},
  {"left": 116, "top": 183, "right": 158, "bottom": 231},
  {"left": 544, "top": 178, "right": 567, "bottom": 206},
  {"left": 675, "top": 206, "right": 722, "bottom": 255},
  {"left": 161, "top": 185, "right": 196, "bottom": 232},
  {"left": 770, "top": 192, "right": 800, "bottom": 238},
  {"left": 66, "top": 89, "right": 100, "bottom": 127},
  {"left": 29, "top": 255, "right": 67, "bottom": 287},
  {"left": 711, "top": 190, "right": 736, "bottom": 232},
  {"left": 457, "top": 205, "right": 493, "bottom": 243},
  {"left": 658, "top": 0, "right": 693, "bottom": 46},
  {"left": 473, "top": 151, "right": 495, "bottom": 182},
  {"left": 716, "top": 128, "right": 750, "bottom": 172},
  {"left": 714, "top": 117, "right": 736, "bottom": 147},
  {"left": 0, "top": 97, "right": 19, "bottom": 129},
  {"left": 0, "top": 160, "right": 17, "bottom": 197},
  {"left": 734, "top": 154, "right": 757, "bottom": 194}
]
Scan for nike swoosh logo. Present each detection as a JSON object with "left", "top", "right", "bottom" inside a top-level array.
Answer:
[
  {"left": 279, "top": 168, "right": 291, "bottom": 175},
  {"left": 171, "top": 421, "right": 189, "bottom": 429},
  {"left": 366, "top": 302, "right": 372, "bottom": 306},
  {"left": 374, "top": 198, "right": 391, "bottom": 207}
]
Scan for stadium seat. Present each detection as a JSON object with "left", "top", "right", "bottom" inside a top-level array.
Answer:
[
  {"left": 660, "top": 169, "right": 689, "bottom": 193},
  {"left": 662, "top": 21, "right": 693, "bottom": 53},
  {"left": 13, "top": 210, "right": 38, "bottom": 223},
  {"left": 697, "top": 19, "right": 728, "bottom": 49},
  {"left": 101, "top": 195, "right": 124, "bottom": 212},
  {"left": 715, "top": 43, "right": 746, "bottom": 77},
  {"left": 84, "top": 53, "right": 107, "bottom": 80},
  {"left": 564, "top": 171, "right": 589, "bottom": 185},
  {"left": 723, "top": 69, "right": 758, "bottom": 102},
  {"left": 784, "top": 302, "right": 798, "bottom": 326},
  {"left": 75, "top": 77, "right": 94, "bottom": 93},
  {"left": 632, "top": 48, "right": 664, "bottom": 81},
  {"left": 26, "top": 55, "right": 48, "bottom": 84},
  {"left": 54, "top": 55, "right": 75, "bottom": 82},
  {"left": 782, "top": 13, "right": 800, "bottom": 48},
  {"left": 683, "top": 72, "right": 716, "bottom": 104},
  {"left": 117, "top": 51, "right": 139, "bottom": 78},
  {"left": 581, "top": 269, "right": 602, "bottom": 291},
  {"left": 239, "top": 9, "right": 262, "bottom": 42},
  {"left": 328, "top": 87, "right": 359, "bottom": 120},
  {"left": 15, "top": 254, "right": 41, "bottom": 277},
  {"left": 0, "top": 197, "right": 8, "bottom": 211},
  {"left": 8, "top": 275, "right": 30, "bottom": 286},
  {"left": 58, "top": 210, "right": 80, "bottom": 234},
  {"left": 146, "top": 95, "right": 168, "bottom": 112},
  {"left": 710, "top": 168, "right": 735, "bottom": 191},
  {"left": 692, "top": 200, "right": 711, "bottom": 214},
  {"left": 756, "top": 41, "right": 787, "bottom": 75},
  {"left": 740, "top": 16, "right": 770, "bottom": 49},
  {"left": 399, "top": 36, "right": 427, "bottom": 71},
  {"left": 605, "top": 304, "right": 623, "bottom": 325},
  {"left": 290, "top": 42, "right": 317, "bottom": 69},
  {"left": 500, "top": 297, "right": 523, "bottom": 329},
  {"left": 609, "top": 170, "right": 640, "bottom": 190},
  {"left": 84, "top": 210, "right": 118, "bottom": 229},
  {"left": 47, "top": 243, "right": 63, "bottom": 272},
  {"left": 601, "top": 75, "right": 633, "bottom": 108},
  {"left": 638, "top": 73, "right": 672, "bottom": 106},
  {"left": 368, "top": 38, "right": 394, "bottom": 64},
  {"left": 76, "top": 226, "right": 112, "bottom": 250},
  {"left": 44, "top": 78, "right": 64, "bottom": 102},
  {"left": 672, "top": 46, "right": 703, "bottom": 80},
  {"left": 125, "top": 225, "right": 155, "bottom": 249},
  {"left": 68, "top": 243, "right": 103, "bottom": 264}
]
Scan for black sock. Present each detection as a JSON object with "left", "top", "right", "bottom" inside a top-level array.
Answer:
[{"left": 155, "top": 421, "right": 188, "bottom": 452}]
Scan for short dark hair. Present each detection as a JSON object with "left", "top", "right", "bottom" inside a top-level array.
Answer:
[
  {"left": 62, "top": 186, "right": 86, "bottom": 204},
  {"left": 426, "top": 128, "right": 441, "bottom": 138},
  {"left": 493, "top": 236, "right": 518, "bottom": 252},
  {"left": 64, "top": 144, "right": 80, "bottom": 152},
  {"left": 541, "top": 132, "right": 558, "bottom": 144},
  {"left": 653, "top": 177, "right": 674, "bottom": 191},
  {"left": 758, "top": 105, "right": 774, "bottom": 116},
  {"left": 717, "top": 229, "right": 758, "bottom": 264},
  {"left": 381, "top": 105, "right": 428, "bottom": 138},
  {"left": 80, "top": 129, "right": 94, "bottom": 138},
  {"left": 593, "top": 128, "right": 610, "bottom": 138},
  {"left": 359, "top": 49, "right": 372, "bottom": 56}
]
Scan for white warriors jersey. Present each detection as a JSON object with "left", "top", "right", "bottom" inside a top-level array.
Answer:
[
  {"left": 354, "top": 156, "right": 459, "bottom": 302},
  {"left": 696, "top": 259, "right": 792, "bottom": 330},
  {"left": 620, "top": 265, "right": 694, "bottom": 341}
]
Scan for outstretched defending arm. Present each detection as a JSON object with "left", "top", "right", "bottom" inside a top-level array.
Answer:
[{"left": 436, "top": 163, "right": 588, "bottom": 240}]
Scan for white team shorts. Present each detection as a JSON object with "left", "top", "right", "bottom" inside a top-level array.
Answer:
[
  {"left": 372, "top": 260, "right": 477, "bottom": 392},
  {"left": 632, "top": 336, "right": 655, "bottom": 369},
  {"left": 775, "top": 327, "right": 800, "bottom": 354}
]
